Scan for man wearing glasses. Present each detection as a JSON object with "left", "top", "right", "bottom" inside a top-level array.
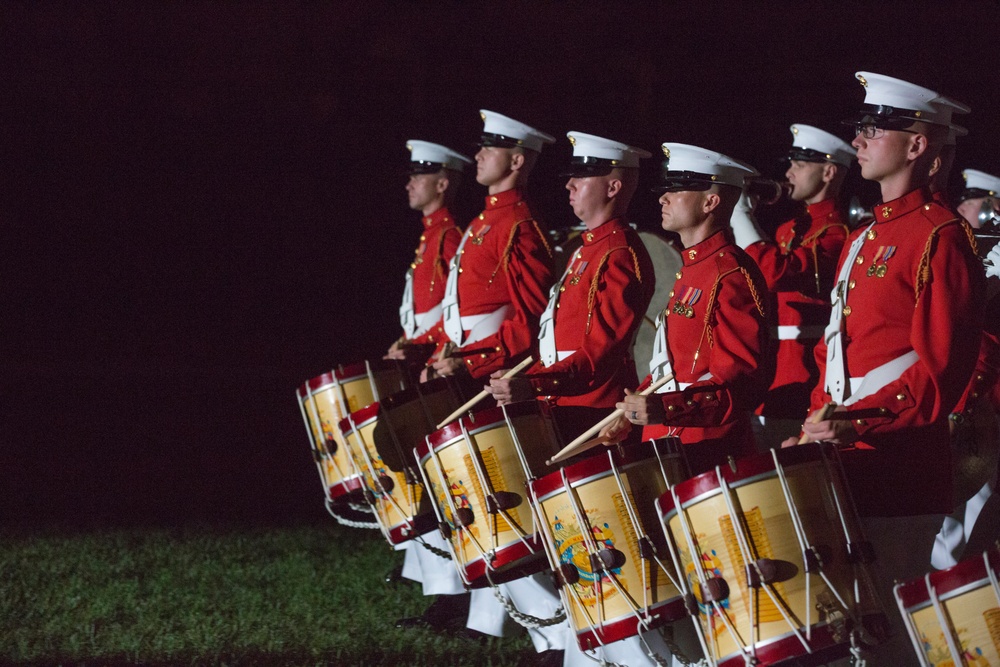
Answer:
[{"left": 784, "top": 72, "right": 984, "bottom": 662}]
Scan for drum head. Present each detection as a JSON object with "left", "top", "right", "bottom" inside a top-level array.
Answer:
[{"left": 633, "top": 231, "right": 682, "bottom": 378}]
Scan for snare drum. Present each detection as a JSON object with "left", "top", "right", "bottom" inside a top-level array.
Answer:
[
  {"left": 529, "top": 439, "right": 688, "bottom": 652},
  {"left": 896, "top": 546, "right": 1000, "bottom": 666},
  {"left": 656, "top": 443, "right": 884, "bottom": 666},
  {"left": 416, "top": 400, "right": 561, "bottom": 588},
  {"left": 339, "top": 402, "right": 438, "bottom": 545},
  {"left": 296, "top": 361, "right": 408, "bottom": 502}
]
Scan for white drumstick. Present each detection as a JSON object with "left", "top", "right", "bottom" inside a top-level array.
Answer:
[
  {"left": 547, "top": 373, "right": 675, "bottom": 465},
  {"left": 434, "top": 356, "right": 535, "bottom": 429}
]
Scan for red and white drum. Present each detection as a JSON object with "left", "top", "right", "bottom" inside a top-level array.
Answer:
[
  {"left": 656, "top": 443, "right": 884, "bottom": 666},
  {"left": 528, "top": 439, "right": 689, "bottom": 652},
  {"left": 416, "top": 400, "right": 561, "bottom": 588},
  {"left": 895, "top": 545, "right": 1000, "bottom": 666},
  {"left": 296, "top": 361, "right": 408, "bottom": 502},
  {"left": 336, "top": 378, "right": 466, "bottom": 545}
]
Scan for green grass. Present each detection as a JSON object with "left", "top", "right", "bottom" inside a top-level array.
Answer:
[{"left": 0, "top": 522, "right": 533, "bottom": 666}]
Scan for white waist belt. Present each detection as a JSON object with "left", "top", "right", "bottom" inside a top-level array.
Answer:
[
  {"left": 654, "top": 372, "right": 714, "bottom": 394},
  {"left": 844, "top": 350, "right": 919, "bottom": 407},
  {"left": 556, "top": 350, "right": 573, "bottom": 362},
  {"left": 413, "top": 304, "right": 443, "bottom": 338},
  {"left": 460, "top": 305, "right": 511, "bottom": 346},
  {"left": 772, "top": 324, "right": 825, "bottom": 341}
]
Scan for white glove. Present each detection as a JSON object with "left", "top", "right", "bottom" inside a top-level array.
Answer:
[
  {"left": 730, "top": 191, "right": 766, "bottom": 249},
  {"left": 986, "top": 244, "right": 1000, "bottom": 280}
]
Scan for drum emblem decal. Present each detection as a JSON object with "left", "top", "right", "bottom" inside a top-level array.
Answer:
[
  {"left": 685, "top": 546, "right": 731, "bottom": 628},
  {"left": 552, "top": 511, "right": 624, "bottom": 605},
  {"left": 434, "top": 478, "right": 478, "bottom": 541},
  {"left": 919, "top": 624, "right": 994, "bottom": 666}
]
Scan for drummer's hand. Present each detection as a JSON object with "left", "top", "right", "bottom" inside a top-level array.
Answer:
[
  {"left": 383, "top": 339, "right": 406, "bottom": 360},
  {"left": 598, "top": 414, "right": 632, "bottom": 445},
  {"left": 800, "top": 406, "right": 858, "bottom": 445},
  {"left": 780, "top": 436, "right": 800, "bottom": 449},
  {"left": 419, "top": 366, "right": 434, "bottom": 383},
  {"left": 485, "top": 373, "right": 532, "bottom": 405},
  {"left": 431, "top": 355, "right": 465, "bottom": 378},
  {"left": 616, "top": 389, "right": 666, "bottom": 426}
]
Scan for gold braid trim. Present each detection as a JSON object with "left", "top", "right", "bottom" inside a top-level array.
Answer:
[
  {"left": 430, "top": 225, "right": 458, "bottom": 293},
  {"left": 914, "top": 218, "right": 964, "bottom": 303},
  {"left": 739, "top": 266, "right": 767, "bottom": 318},
  {"left": 582, "top": 246, "right": 642, "bottom": 334},
  {"left": 801, "top": 224, "right": 847, "bottom": 294},
  {"left": 489, "top": 218, "right": 545, "bottom": 284},
  {"left": 960, "top": 219, "right": 979, "bottom": 256}
]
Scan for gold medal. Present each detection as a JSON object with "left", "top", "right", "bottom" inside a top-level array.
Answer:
[
  {"left": 568, "top": 276, "right": 581, "bottom": 286},
  {"left": 471, "top": 236, "right": 484, "bottom": 246},
  {"left": 685, "top": 305, "right": 695, "bottom": 318},
  {"left": 866, "top": 265, "right": 875, "bottom": 277},
  {"left": 875, "top": 264, "right": 887, "bottom": 278}
]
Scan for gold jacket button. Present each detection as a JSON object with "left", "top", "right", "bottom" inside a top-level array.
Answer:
[
  {"left": 866, "top": 229, "right": 877, "bottom": 241},
  {"left": 896, "top": 393, "right": 906, "bottom": 401},
  {"left": 843, "top": 305, "right": 852, "bottom": 316},
  {"left": 855, "top": 419, "right": 865, "bottom": 426},
  {"left": 848, "top": 279, "right": 856, "bottom": 290},
  {"left": 855, "top": 255, "right": 865, "bottom": 265}
]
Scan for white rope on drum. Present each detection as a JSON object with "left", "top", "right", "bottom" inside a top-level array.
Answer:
[
  {"left": 325, "top": 498, "right": 381, "bottom": 530},
  {"left": 485, "top": 577, "right": 567, "bottom": 629}
]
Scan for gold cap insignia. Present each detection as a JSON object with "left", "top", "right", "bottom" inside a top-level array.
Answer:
[
  {"left": 914, "top": 110, "right": 922, "bottom": 118},
  {"left": 662, "top": 146, "right": 670, "bottom": 158},
  {"left": 568, "top": 136, "right": 576, "bottom": 146},
  {"left": 857, "top": 74, "right": 868, "bottom": 87},
  {"left": 406, "top": 144, "right": 412, "bottom": 151},
  {"left": 479, "top": 112, "right": 487, "bottom": 122},
  {"left": 792, "top": 126, "right": 799, "bottom": 135}
]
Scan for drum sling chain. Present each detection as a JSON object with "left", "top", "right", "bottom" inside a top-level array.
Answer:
[{"left": 324, "top": 498, "right": 380, "bottom": 530}]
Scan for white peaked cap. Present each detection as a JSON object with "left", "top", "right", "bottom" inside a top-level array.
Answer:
[
  {"left": 564, "top": 131, "right": 651, "bottom": 174},
  {"left": 406, "top": 140, "right": 473, "bottom": 173},
  {"left": 659, "top": 143, "right": 758, "bottom": 190},
  {"left": 479, "top": 109, "right": 556, "bottom": 152},
  {"left": 930, "top": 95, "right": 971, "bottom": 145},
  {"left": 856, "top": 72, "right": 940, "bottom": 114},
  {"left": 789, "top": 124, "right": 856, "bottom": 167},
  {"left": 961, "top": 169, "right": 1000, "bottom": 199}
]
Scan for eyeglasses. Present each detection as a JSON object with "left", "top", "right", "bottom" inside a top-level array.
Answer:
[{"left": 855, "top": 124, "right": 919, "bottom": 140}]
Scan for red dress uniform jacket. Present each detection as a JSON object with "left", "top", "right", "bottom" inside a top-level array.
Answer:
[
  {"left": 641, "top": 229, "right": 776, "bottom": 475},
  {"left": 402, "top": 207, "right": 461, "bottom": 339},
  {"left": 524, "top": 218, "right": 655, "bottom": 409},
  {"left": 809, "top": 188, "right": 984, "bottom": 517},
  {"left": 414, "top": 188, "right": 554, "bottom": 378},
  {"left": 744, "top": 198, "right": 848, "bottom": 419}
]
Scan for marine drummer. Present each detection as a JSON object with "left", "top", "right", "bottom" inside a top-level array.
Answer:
[
  {"left": 730, "top": 124, "right": 854, "bottom": 447},
  {"left": 603, "top": 143, "right": 776, "bottom": 477},
  {"left": 485, "top": 131, "right": 656, "bottom": 444},
  {"left": 385, "top": 140, "right": 470, "bottom": 363},
  {"left": 412, "top": 110, "right": 556, "bottom": 382},
  {"left": 782, "top": 72, "right": 984, "bottom": 663}
]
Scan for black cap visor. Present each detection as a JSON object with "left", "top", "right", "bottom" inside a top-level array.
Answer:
[
  {"left": 407, "top": 160, "right": 446, "bottom": 175},
  {"left": 654, "top": 169, "right": 716, "bottom": 193},
  {"left": 842, "top": 104, "right": 922, "bottom": 130},
  {"left": 957, "top": 188, "right": 997, "bottom": 204},
  {"left": 786, "top": 147, "right": 832, "bottom": 163},
  {"left": 560, "top": 156, "right": 617, "bottom": 179},
  {"left": 478, "top": 132, "right": 524, "bottom": 149}
]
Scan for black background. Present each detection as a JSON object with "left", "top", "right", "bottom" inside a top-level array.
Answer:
[{"left": 4, "top": 2, "right": 999, "bottom": 527}]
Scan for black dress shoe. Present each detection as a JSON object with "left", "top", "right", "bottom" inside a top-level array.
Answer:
[
  {"left": 384, "top": 564, "right": 405, "bottom": 584},
  {"left": 532, "top": 649, "right": 564, "bottom": 667},
  {"left": 395, "top": 593, "right": 471, "bottom": 632}
]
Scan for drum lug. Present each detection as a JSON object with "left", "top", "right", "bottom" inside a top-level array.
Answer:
[
  {"left": 485, "top": 491, "right": 522, "bottom": 514},
  {"left": 438, "top": 521, "right": 452, "bottom": 540},
  {"left": 554, "top": 562, "right": 580, "bottom": 588},
  {"left": 804, "top": 544, "right": 833, "bottom": 572},
  {"left": 683, "top": 592, "right": 700, "bottom": 617},
  {"left": 363, "top": 489, "right": 377, "bottom": 504},
  {"left": 454, "top": 507, "right": 475, "bottom": 527},
  {"left": 746, "top": 558, "right": 797, "bottom": 587},
  {"left": 324, "top": 437, "right": 338, "bottom": 455},
  {"left": 589, "top": 548, "right": 627, "bottom": 574},
  {"left": 312, "top": 449, "right": 324, "bottom": 463},
  {"left": 845, "top": 540, "right": 876, "bottom": 564},
  {"left": 378, "top": 474, "right": 395, "bottom": 494},
  {"left": 637, "top": 536, "right": 656, "bottom": 560},
  {"left": 699, "top": 576, "right": 730, "bottom": 603}
]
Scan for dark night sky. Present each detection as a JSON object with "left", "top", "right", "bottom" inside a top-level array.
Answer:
[{"left": 4, "top": 2, "right": 999, "bottom": 526}]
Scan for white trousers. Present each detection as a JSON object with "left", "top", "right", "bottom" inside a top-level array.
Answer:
[
  {"left": 413, "top": 531, "right": 465, "bottom": 596},
  {"left": 397, "top": 540, "right": 423, "bottom": 583},
  {"left": 931, "top": 480, "right": 996, "bottom": 570}
]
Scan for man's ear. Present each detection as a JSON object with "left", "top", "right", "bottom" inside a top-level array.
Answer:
[
  {"left": 928, "top": 155, "right": 943, "bottom": 179},
  {"left": 435, "top": 175, "right": 449, "bottom": 194},
  {"left": 703, "top": 191, "right": 721, "bottom": 214},
  {"left": 607, "top": 178, "right": 623, "bottom": 199},
  {"left": 509, "top": 151, "right": 525, "bottom": 172},
  {"left": 822, "top": 162, "right": 838, "bottom": 184},
  {"left": 907, "top": 133, "right": 931, "bottom": 161}
]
